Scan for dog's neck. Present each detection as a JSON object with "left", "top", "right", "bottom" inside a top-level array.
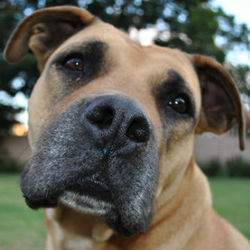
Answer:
[
  {"left": 45, "top": 158, "right": 212, "bottom": 250},
  {"left": 149, "top": 159, "right": 212, "bottom": 249}
]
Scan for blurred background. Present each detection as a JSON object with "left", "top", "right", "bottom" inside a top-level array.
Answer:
[{"left": 0, "top": 0, "right": 249, "bottom": 249}]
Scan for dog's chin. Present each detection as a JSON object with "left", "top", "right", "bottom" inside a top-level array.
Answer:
[{"left": 58, "top": 190, "right": 153, "bottom": 238}]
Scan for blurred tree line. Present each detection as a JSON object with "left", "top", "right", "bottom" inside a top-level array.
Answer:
[{"left": 0, "top": 0, "right": 249, "bottom": 134}]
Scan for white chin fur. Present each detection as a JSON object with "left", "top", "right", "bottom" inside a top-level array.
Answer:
[{"left": 59, "top": 191, "right": 113, "bottom": 215}]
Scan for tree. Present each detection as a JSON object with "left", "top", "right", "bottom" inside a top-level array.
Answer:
[
  {"left": 0, "top": 0, "right": 249, "bottom": 134},
  {"left": 0, "top": 2, "right": 39, "bottom": 134}
]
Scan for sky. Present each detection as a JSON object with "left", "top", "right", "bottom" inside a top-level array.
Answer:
[
  {"left": 214, "top": 0, "right": 250, "bottom": 25},
  {"left": 2, "top": 0, "right": 250, "bottom": 125},
  {"left": 213, "top": 0, "right": 250, "bottom": 65},
  {"left": 136, "top": 0, "right": 250, "bottom": 64}
]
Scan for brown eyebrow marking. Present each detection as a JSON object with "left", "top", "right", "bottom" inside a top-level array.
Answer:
[
  {"left": 153, "top": 70, "right": 194, "bottom": 104},
  {"left": 52, "top": 40, "right": 109, "bottom": 65}
]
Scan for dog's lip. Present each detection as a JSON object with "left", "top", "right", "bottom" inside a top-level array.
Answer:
[
  {"left": 67, "top": 179, "right": 111, "bottom": 202},
  {"left": 59, "top": 190, "right": 113, "bottom": 215},
  {"left": 58, "top": 176, "right": 114, "bottom": 215},
  {"left": 23, "top": 194, "right": 58, "bottom": 209}
]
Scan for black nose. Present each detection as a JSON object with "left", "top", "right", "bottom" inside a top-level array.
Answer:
[{"left": 82, "top": 96, "right": 151, "bottom": 145}]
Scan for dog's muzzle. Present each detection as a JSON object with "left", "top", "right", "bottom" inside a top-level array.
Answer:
[{"left": 21, "top": 95, "right": 159, "bottom": 237}]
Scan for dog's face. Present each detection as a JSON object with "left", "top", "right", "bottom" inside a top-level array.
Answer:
[
  {"left": 24, "top": 21, "right": 200, "bottom": 237},
  {"left": 4, "top": 7, "right": 246, "bottom": 237}
]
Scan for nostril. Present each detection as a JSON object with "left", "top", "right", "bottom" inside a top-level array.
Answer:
[
  {"left": 86, "top": 105, "right": 114, "bottom": 130},
  {"left": 126, "top": 117, "right": 150, "bottom": 143}
]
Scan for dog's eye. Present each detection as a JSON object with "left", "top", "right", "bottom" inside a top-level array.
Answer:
[
  {"left": 64, "top": 57, "right": 84, "bottom": 71},
  {"left": 167, "top": 95, "right": 190, "bottom": 114}
]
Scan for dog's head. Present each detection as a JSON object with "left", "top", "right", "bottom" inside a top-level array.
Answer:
[{"left": 4, "top": 6, "right": 249, "bottom": 237}]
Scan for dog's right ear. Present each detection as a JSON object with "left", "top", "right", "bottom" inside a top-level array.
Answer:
[
  {"left": 192, "top": 55, "right": 250, "bottom": 150},
  {"left": 4, "top": 6, "right": 95, "bottom": 71}
]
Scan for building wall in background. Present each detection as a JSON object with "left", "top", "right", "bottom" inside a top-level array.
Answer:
[
  {"left": 195, "top": 133, "right": 250, "bottom": 163},
  {"left": 0, "top": 135, "right": 31, "bottom": 165}
]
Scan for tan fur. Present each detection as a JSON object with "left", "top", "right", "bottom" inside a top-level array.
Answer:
[{"left": 4, "top": 6, "right": 250, "bottom": 250}]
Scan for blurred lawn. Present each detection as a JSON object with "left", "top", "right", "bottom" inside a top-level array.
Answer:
[
  {"left": 210, "top": 178, "right": 250, "bottom": 239},
  {"left": 0, "top": 174, "right": 46, "bottom": 250},
  {"left": 0, "top": 174, "right": 249, "bottom": 250}
]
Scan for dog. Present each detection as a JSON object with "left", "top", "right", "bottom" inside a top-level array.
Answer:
[{"left": 4, "top": 6, "right": 250, "bottom": 250}]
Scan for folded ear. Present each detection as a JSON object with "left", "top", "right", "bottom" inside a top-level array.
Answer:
[
  {"left": 243, "top": 106, "right": 250, "bottom": 133},
  {"left": 193, "top": 55, "right": 246, "bottom": 150},
  {"left": 4, "top": 6, "right": 95, "bottom": 71}
]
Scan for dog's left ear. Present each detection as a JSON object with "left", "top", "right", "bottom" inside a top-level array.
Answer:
[
  {"left": 4, "top": 6, "right": 95, "bottom": 71},
  {"left": 193, "top": 55, "right": 249, "bottom": 150}
]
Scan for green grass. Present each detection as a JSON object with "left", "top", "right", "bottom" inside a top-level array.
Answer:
[
  {"left": 0, "top": 174, "right": 46, "bottom": 250},
  {"left": 0, "top": 175, "right": 249, "bottom": 250},
  {"left": 210, "top": 178, "right": 250, "bottom": 239}
]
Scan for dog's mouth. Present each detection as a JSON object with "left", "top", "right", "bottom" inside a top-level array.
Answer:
[
  {"left": 21, "top": 96, "right": 159, "bottom": 237},
  {"left": 58, "top": 175, "right": 114, "bottom": 215},
  {"left": 59, "top": 190, "right": 113, "bottom": 216}
]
